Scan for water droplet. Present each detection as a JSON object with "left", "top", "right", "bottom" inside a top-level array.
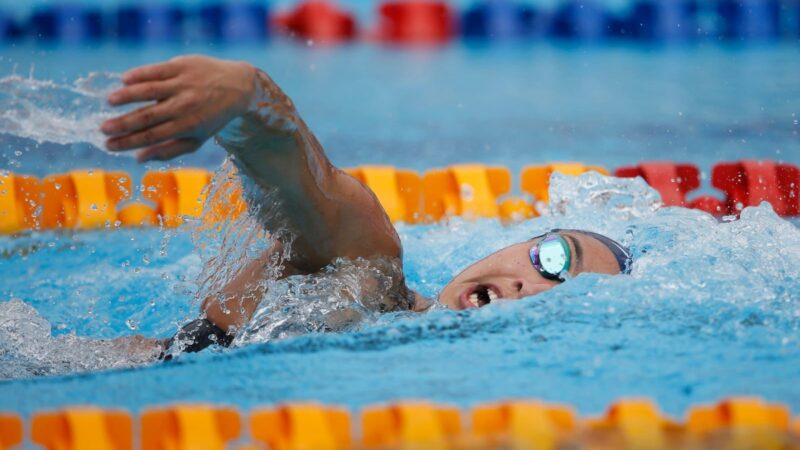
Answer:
[{"left": 460, "top": 184, "right": 474, "bottom": 201}]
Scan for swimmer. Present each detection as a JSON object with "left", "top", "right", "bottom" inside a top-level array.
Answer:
[{"left": 100, "top": 55, "right": 631, "bottom": 357}]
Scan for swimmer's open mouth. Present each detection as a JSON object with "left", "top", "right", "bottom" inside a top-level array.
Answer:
[{"left": 459, "top": 284, "right": 501, "bottom": 309}]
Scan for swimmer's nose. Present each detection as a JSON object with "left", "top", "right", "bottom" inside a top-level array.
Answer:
[{"left": 512, "top": 280, "right": 552, "bottom": 299}]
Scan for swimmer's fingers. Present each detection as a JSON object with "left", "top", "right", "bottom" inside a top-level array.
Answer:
[
  {"left": 136, "top": 139, "right": 202, "bottom": 163},
  {"left": 107, "top": 80, "right": 179, "bottom": 106},
  {"left": 102, "top": 97, "right": 179, "bottom": 136},
  {"left": 104, "top": 88, "right": 203, "bottom": 136},
  {"left": 121, "top": 60, "right": 181, "bottom": 85},
  {"left": 106, "top": 119, "right": 186, "bottom": 152}
]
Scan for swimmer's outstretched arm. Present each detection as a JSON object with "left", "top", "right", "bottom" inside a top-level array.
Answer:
[{"left": 102, "top": 55, "right": 401, "bottom": 270}]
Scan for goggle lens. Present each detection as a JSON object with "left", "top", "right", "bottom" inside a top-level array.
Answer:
[{"left": 530, "top": 233, "right": 571, "bottom": 281}]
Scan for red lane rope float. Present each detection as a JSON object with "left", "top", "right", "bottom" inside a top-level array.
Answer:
[
  {"left": 272, "top": 0, "right": 357, "bottom": 43},
  {"left": 616, "top": 160, "right": 800, "bottom": 218},
  {"left": 712, "top": 160, "right": 800, "bottom": 217},
  {"left": 614, "top": 162, "right": 702, "bottom": 207},
  {"left": 375, "top": 0, "right": 456, "bottom": 44},
  {"left": 615, "top": 162, "right": 726, "bottom": 216}
]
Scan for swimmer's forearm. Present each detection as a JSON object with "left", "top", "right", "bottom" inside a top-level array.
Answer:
[
  {"left": 214, "top": 70, "right": 302, "bottom": 157},
  {"left": 216, "top": 71, "right": 332, "bottom": 206},
  {"left": 217, "top": 69, "right": 401, "bottom": 269},
  {"left": 103, "top": 57, "right": 399, "bottom": 265}
]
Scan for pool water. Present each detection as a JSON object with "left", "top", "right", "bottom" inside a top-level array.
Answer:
[
  {"left": 2, "top": 43, "right": 798, "bottom": 180},
  {"left": 0, "top": 43, "right": 799, "bottom": 417}
]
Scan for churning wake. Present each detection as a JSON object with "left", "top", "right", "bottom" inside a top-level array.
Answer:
[
  {"left": 0, "top": 73, "right": 797, "bottom": 380},
  {"left": 1, "top": 169, "right": 798, "bottom": 380}
]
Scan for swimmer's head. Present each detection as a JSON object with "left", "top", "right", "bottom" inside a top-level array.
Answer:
[{"left": 438, "top": 229, "right": 631, "bottom": 310}]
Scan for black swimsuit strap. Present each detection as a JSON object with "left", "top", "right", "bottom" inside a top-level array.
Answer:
[{"left": 159, "top": 318, "right": 234, "bottom": 361}]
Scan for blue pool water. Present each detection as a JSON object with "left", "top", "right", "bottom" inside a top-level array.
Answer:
[
  {"left": 2, "top": 43, "right": 799, "bottom": 181},
  {"left": 1, "top": 43, "right": 799, "bottom": 417}
]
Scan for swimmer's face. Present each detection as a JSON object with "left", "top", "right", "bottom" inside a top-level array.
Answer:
[{"left": 438, "top": 231, "right": 623, "bottom": 310}]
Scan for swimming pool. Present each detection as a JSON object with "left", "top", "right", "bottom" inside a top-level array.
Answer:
[
  {"left": 1, "top": 41, "right": 799, "bottom": 420},
  {"left": 3, "top": 43, "right": 798, "bottom": 179}
]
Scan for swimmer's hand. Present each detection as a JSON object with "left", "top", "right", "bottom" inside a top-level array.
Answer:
[{"left": 101, "top": 55, "right": 258, "bottom": 162}]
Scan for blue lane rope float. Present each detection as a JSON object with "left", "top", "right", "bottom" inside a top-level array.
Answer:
[
  {"left": 627, "top": 0, "right": 701, "bottom": 42},
  {"left": 1, "top": 0, "right": 798, "bottom": 45},
  {"left": 30, "top": 5, "right": 104, "bottom": 43},
  {"left": 199, "top": 1, "right": 270, "bottom": 42},
  {"left": 717, "top": 0, "right": 782, "bottom": 41},
  {"left": 460, "top": 1, "right": 540, "bottom": 41},
  {"left": 548, "top": 0, "right": 611, "bottom": 41},
  {"left": 116, "top": 4, "right": 185, "bottom": 43}
]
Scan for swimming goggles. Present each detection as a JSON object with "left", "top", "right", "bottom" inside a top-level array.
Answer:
[{"left": 529, "top": 232, "right": 572, "bottom": 282}]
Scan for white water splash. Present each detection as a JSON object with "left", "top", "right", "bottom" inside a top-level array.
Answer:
[
  {"left": 2, "top": 171, "right": 798, "bottom": 378},
  {"left": 0, "top": 299, "right": 160, "bottom": 378},
  {"left": 0, "top": 72, "right": 136, "bottom": 153},
  {"left": 548, "top": 171, "right": 662, "bottom": 219}
]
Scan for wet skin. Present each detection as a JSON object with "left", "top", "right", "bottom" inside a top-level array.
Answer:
[
  {"left": 437, "top": 231, "right": 623, "bottom": 310},
  {"left": 99, "top": 56, "right": 625, "bottom": 343}
]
